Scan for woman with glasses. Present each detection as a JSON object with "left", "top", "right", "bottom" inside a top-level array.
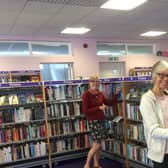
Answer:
[
  {"left": 82, "top": 75, "right": 120, "bottom": 168},
  {"left": 140, "top": 60, "right": 168, "bottom": 168}
]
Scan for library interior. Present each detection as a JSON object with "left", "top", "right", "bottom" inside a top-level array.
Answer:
[{"left": 0, "top": 0, "right": 168, "bottom": 168}]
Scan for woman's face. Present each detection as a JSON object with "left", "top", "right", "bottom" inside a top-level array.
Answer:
[
  {"left": 89, "top": 80, "right": 99, "bottom": 90},
  {"left": 154, "top": 69, "right": 168, "bottom": 90}
]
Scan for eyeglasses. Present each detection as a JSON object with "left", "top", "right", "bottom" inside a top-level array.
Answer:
[{"left": 157, "top": 73, "right": 168, "bottom": 79}]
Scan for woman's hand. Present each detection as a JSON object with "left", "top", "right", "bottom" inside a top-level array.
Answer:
[
  {"left": 115, "top": 87, "right": 121, "bottom": 95},
  {"left": 99, "top": 103, "right": 107, "bottom": 111}
]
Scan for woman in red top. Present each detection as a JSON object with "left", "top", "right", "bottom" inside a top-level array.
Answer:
[{"left": 82, "top": 75, "right": 120, "bottom": 168}]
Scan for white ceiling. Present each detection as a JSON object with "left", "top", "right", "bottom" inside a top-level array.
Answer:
[{"left": 0, "top": 0, "right": 168, "bottom": 41}]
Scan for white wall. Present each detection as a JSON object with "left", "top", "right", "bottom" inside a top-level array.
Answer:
[
  {"left": 119, "top": 55, "right": 166, "bottom": 75},
  {"left": 0, "top": 37, "right": 168, "bottom": 79}
]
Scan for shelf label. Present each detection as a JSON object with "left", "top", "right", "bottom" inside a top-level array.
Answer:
[{"left": 64, "top": 80, "right": 73, "bottom": 84}]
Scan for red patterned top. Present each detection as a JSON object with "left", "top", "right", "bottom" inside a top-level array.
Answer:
[{"left": 82, "top": 90, "right": 118, "bottom": 120}]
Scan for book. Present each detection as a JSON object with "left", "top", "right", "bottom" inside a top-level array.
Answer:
[
  {"left": 23, "top": 143, "right": 30, "bottom": 158},
  {"left": 0, "top": 96, "right": 9, "bottom": 106},
  {"left": 112, "top": 115, "right": 123, "bottom": 123},
  {"left": 34, "top": 94, "right": 43, "bottom": 102},
  {"left": 29, "top": 143, "right": 35, "bottom": 157},
  {"left": 8, "top": 94, "right": 19, "bottom": 105},
  {"left": 18, "top": 93, "right": 27, "bottom": 104},
  {"left": 0, "top": 111, "right": 3, "bottom": 126},
  {"left": 25, "top": 93, "right": 35, "bottom": 103}
]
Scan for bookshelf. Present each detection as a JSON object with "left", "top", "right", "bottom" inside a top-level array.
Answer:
[
  {"left": 129, "top": 67, "right": 152, "bottom": 77},
  {"left": 0, "top": 80, "right": 90, "bottom": 168},
  {"left": 123, "top": 77, "right": 153, "bottom": 168},
  {"left": 0, "top": 71, "right": 10, "bottom": 83},
  {"left": 0, "top": 76, "right": 153, "bottom": 168},
  {"left": 44, "top": 80, "right": 91, "bottom": 166},
  {"left": 0, "top": 70, "right": 41, "bottom": 83},
  {"left": 0, "top": 81, "right": 49, "bottom": 168},
  {"left": 10, "top": 70, "right": 41, "bottom": 82},
  {"left": 98, "top": 79, "right": 126, "bottom": 166}
]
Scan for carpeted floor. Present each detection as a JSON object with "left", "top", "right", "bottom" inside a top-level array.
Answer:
[
  {"left": 53, "top": 157, "right": 123, "bottom": 168},
  {"left": 30, "top": 156, "right": 124, "bottom": 168}
]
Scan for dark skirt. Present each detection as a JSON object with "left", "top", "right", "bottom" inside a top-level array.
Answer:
[{"left": 88, "top": 120, "right": 109, "bottom": 143}]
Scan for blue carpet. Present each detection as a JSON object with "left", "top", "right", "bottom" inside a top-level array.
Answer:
[
  {"left": 54, "top": 157, "right": 123, "bottom": 168},
  {"left": 30, "top": 157, "right": 124, "bottom": 168}
]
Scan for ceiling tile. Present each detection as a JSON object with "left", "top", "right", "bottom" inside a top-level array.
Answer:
[{"left": 0, "top": 0, "right": 168, "bottom": 40}]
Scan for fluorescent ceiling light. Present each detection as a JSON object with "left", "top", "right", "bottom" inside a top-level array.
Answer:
[
  {"left": 61, "top": 27, "right": 90, "bottom": 34},
  {"left": 140, "top": 31, "right": 167, "bottom": 37},
  {"left": 101, "top": 0, "right": 147, "bottom": 10}
]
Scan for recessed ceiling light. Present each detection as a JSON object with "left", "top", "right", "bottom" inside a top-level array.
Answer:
[
  {"left": 101, "top": 0, "right": 147, "bottom": 10},
  {"left": 140, "top": 31, "right": 167, "bottom": 37},
  {"left": 61, "top": 27, "right": 90, "bottom": 34}
]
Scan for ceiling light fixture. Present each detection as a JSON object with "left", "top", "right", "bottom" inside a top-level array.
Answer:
[
  {"left": 61, "top": 27, "right": 90, "bottom": 34},
  {"left": 140, "top": 31, "right": 167, "bottom": 37},
  {"left": 101, "top": 0, "right": 147, "bottom": 10}
]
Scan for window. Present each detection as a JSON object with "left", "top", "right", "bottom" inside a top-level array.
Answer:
[
  {"left": 0, "top": 41, "right": 72, "bottom": 56},
  {"left": 0, "top": 42, "right": 29, "bottom": 56},
  {"left": 96, "top": 43, "right": 154, "bottom": 57},
  {"left": 127, "top": 44, "right": 153, "bottom": 55},
  {"left": 40, "top": 63, "right": 74, "bottom": 81},
  {"left": 97, "top": 43, "right": 126, "bottom": 56},
  {"left": 31, "top": 42, "right": 72, "bottom": 56}
]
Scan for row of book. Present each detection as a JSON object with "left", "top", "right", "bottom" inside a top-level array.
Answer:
[
  {"left": 102, "top": 139, "right": 124, "bottom": 156},
  {"left": 48, "top": 119, "right": 88, "bottom": 136},
  {"left": 0, "top": 107, "right": 45, "bottom": 124},
  {"left": 99, "top": 83, "right": 123, "bottom": 100},
  {"left": 0, "top": 124, "right": 47, "bottom": 144},
  {"left": 45, "top": 84, "right": 88, "bottom": 100},
  {"left": 50, "top": 134, "right": 90, "bottom": 153},
  {"left": 45, "top": 83, "right": 123, "bottom": 101},
  {"left": 0, "top": 92, "right": 43, "bottom": 106},
  {"left": 127, "top": 143, "right": 153, "bottom": 167},
  {"left": 0, "top": 141, "right": 47, "bottom": 163},
  {"left": 47, "top": 101, "right": 81, "bottom": 118},
  {"left": 127, "top": 124, "right": 145, "bottom": 142},
  {"left": 126, "top": 103, "right": 142, "bottom": 121},
  {"left": 106, "top": 120, "right": 124, "bottom": 140},
  {"left": 126, "top": 83, "right": 152, "bottom": 100}
]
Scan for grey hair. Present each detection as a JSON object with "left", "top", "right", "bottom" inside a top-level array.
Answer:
[{"left": 152, "top": 60, "right": 168, "bottom": 79}]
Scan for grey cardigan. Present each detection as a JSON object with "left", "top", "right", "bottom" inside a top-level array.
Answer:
[{"left": 140, "top": 90, "right": 168, "bottom": 163}]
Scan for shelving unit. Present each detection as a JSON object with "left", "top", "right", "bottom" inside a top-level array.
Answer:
[
  {"left": 10, "top": 70, "right": 41, "bottom": 82},
  {"left": 0, "top": 76, "right": 153, "bottom": 168},
  {"left": 0, "top": 70, "right": 41, "bottom": 83},
  {"left": 0, "top": 71, "right": 10, "bottom": 83},
  {"left": 0, "top": 79, "right": 90, "bottom": 167},
  {"left": 44, "top": 80, "right": 90, "bottom": 167},
  {"left": 0, "top": 81, "right": 49, "bottom": 168},
  {"left": 123, "top": 77, "right": 153, "bottom": 168},
  {"left": 129, "top": 67, "right": 152, "bottom": 77},
  {"left": 98, "top": 78, "right": 126, "bottom": 167}
]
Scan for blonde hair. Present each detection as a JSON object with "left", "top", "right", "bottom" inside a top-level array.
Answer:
[
  {"left": 89, "top": 75, "right": 99, "bottom": 82},
  {"left": 152, "top": 60, "right": 168, "bottom": 79}
]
